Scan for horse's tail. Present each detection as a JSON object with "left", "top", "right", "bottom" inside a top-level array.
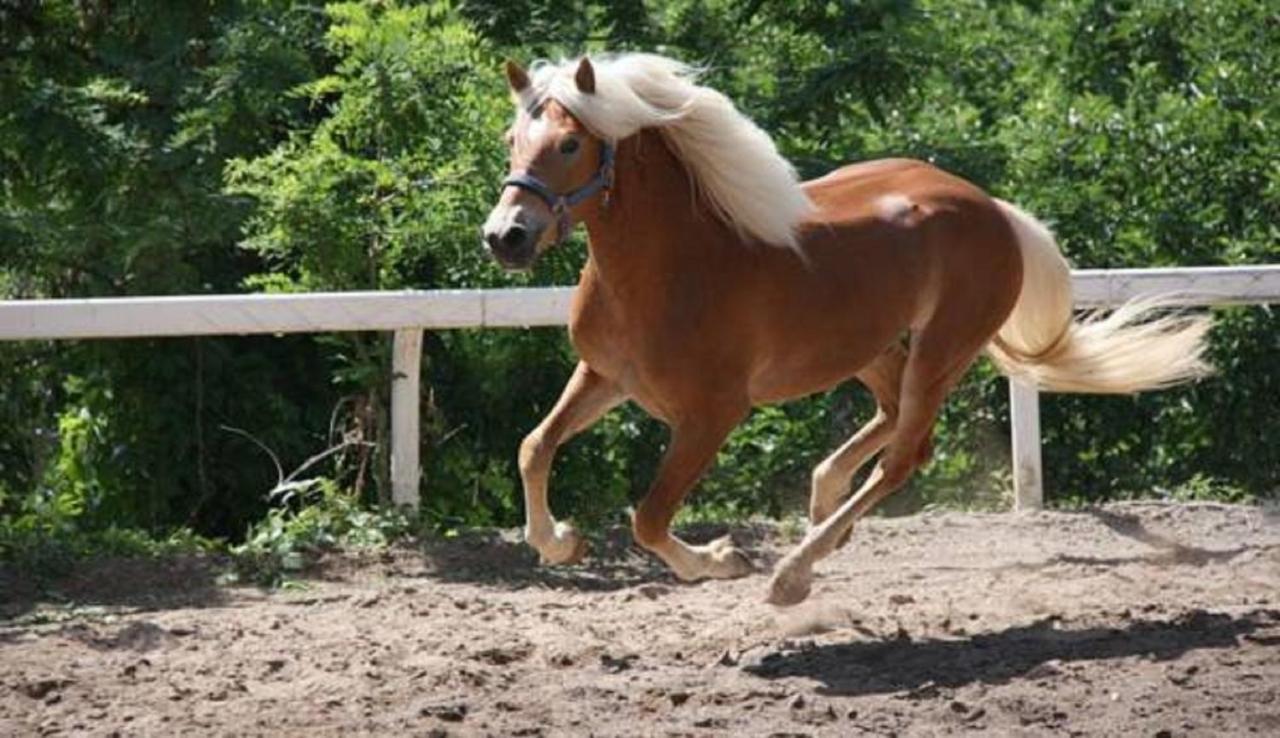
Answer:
[{"left": 985, "top": 199, "right": 1212, "bottom": 393}]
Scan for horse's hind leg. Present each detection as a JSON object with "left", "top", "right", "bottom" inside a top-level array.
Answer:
[
  {"left": 631, "top": 402, "right": 754, "bottom": 581},
  {"left": 768, "top": 323, "right": 989, "bottom": 605},
  {"left": 520, "top": 361, "right": 624, "bottom": 565},
  {"left": 809, "top": 344, "right": 906, "bottom": 532}
]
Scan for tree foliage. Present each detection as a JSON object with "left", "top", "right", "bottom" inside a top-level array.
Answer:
[{"left": 1, "top": 0, "right": 1276, "bottom": 549}]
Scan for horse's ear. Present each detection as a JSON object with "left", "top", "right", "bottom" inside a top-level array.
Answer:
[
  {"left": 574, "top": 57, "right": 596, "bottom": 94},
  {"left": 505, "top": 60, "right": 530, "bottom": 93}
]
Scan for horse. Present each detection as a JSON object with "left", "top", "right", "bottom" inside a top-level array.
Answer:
[{"left": 480, "top": 53, "right": 1210, "bottom": 605}]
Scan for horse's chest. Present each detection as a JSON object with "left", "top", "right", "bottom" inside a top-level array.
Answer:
[
  {"left": 568, "top": 298, "right": 691, "bottom": 420},
  {"left": 568, "top": 303, "right": 635, "bottom": 383}
]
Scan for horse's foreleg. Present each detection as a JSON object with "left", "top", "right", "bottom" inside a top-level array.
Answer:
[
  {"left": 632, "top": 408, "right": 752, "bottom": 581},
  {"left": 520, "top": 362, "right": 624, "bottom": 565},
  {"left": 809, "top": 344, "right": 905, "bottom": 530}
]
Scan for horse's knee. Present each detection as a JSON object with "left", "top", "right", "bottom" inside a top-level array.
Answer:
[
  {"left": 518, "top": 429, "right": 550, "bottom": 475},
  {"left": 810, "top": 457, "right": 837, "bottom": 491}
]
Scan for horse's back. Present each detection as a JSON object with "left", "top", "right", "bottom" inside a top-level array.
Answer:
[
  {"left": 802, "top": 156, "right": 1019, "bottom": 280},
  {"left": 803, "top": 158, "right": 1001, "bottom": 226}
]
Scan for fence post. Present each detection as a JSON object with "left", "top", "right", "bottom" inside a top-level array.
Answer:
[
  {"left": 1009, "top": 378, "right": 1043, "bottom": 511},
  {"left": 391, "top": 329, "right": 423, "bottom": 509}
]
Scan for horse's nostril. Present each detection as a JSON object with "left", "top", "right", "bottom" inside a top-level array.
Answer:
[{"left": 501, "top": 225, "right": 528, "bottom": 249}]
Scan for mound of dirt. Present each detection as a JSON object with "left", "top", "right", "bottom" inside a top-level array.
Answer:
[{"left": 2, "top": 502, "right": 1278, "bottom": 736}]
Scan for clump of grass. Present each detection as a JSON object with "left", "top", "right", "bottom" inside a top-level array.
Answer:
[
  {"left": 227, "top": 478, "right": 413, "bottom": 587},
  {"left": 1055, "top": 473, "right": 1255, "bottom": 510},
  {"left": 0, "top": 519, "right": 219, "bottom": 582}
]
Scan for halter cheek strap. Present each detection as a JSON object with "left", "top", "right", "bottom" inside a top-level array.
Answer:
[{"left": 502, "top": 142, "right": 615, "bottom": 244}]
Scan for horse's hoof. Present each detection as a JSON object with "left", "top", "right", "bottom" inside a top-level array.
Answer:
[
  {"left": 717, "top": 546, "right": 755, "bottom": 579},
  {"left": 702, "top": 535, "right": 754, "bottom": 578},
  {"left": 537, "top": 522, "right": 589, "bottom": 565},
  {"left": 539, "top": 540, "right": 589, "bottom": 566},
  {"left": 833, "top": 526, "right": 853, "bottom": 550},
  {"left": 765, "top": 559, "right": 813, "bottom": 606},
  {"left": 709, "top": 534, "right": 735, "bottom": 554},
  {"left": 564, "top": 534, "right": 590, "bottom": 565}
]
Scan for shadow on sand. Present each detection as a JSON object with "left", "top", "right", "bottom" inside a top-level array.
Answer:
[
  {"left": 402, "top": 521, "right": 781, "bottom": 592},
  {"left": 0, "top": 554, "right": 232, "bottom": 624},
  {"left": 1015, "top": 507, "right": 1272, "bottom": 570},
  {"left": 744, "top": 608, "right": 1278, "bottom": 697}
]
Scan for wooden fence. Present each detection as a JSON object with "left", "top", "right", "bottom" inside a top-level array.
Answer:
[{"left": 2, "top": 265, "right": 1278, "bottom": 510}]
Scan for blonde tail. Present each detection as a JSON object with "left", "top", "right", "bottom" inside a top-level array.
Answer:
[{"left": 986, "top": 200, "right": 1212, "bottom": 394}]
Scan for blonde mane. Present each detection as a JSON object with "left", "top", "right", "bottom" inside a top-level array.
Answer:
[{"left": 521, "top": 53, "right": 813, "bottom": 247}]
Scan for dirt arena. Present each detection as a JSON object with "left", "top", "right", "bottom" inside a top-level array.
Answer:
[{"left": 3, "top": 502, "right": 1278, "bottom": 736}]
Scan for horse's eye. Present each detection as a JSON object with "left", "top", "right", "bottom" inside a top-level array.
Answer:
[{"left": 559, "top": 137, "right": 580, "bottom": 155}]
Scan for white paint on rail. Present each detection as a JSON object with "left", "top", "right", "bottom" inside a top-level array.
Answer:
[{"left": 0, "top": 288, "right": 576, "bottom": 340}]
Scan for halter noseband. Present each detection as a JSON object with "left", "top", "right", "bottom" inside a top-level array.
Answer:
[{"left": 501, "top": 101, "right": 615, "bottom": 244}]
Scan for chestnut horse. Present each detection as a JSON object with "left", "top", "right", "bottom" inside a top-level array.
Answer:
[{"left": 481, "top": 53, "right": 1209, "bottom": 605}]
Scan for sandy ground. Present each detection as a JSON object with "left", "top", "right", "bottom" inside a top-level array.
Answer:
[{"left": 2, "top": 501, "right": 1279, "bottom": 737}]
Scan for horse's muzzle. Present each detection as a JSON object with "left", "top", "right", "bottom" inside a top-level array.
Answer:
[{"left": 482, "top": 223, "right": 541, "bottom": 271}]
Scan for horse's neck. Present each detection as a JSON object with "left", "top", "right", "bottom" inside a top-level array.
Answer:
[{"left": 580, "top": 129, "right": 736, "bottom": 303}]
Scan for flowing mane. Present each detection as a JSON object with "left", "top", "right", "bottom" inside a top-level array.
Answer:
[{"left": 521, "top": 53, "right": 813, "bottom": 247}]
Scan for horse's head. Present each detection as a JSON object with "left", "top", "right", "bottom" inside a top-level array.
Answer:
[{"left": 482, "top": 58, "right": 612, "bottom": 271}]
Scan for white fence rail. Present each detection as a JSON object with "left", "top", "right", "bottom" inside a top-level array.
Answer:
[
  {"left": 2, "top": 266, "right": 1278, "bottom": 510},
  {"left": 0, "top": 288, "right": 576, "bottom": 340}
]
